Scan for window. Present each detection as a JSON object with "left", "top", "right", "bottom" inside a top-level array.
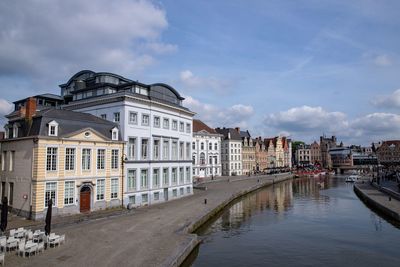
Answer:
[
  {"left": 113, "top": 112, "right": 120, "bottom": 123},
  {"left": 179, "top": 122, "right": 184, "bottom": 132},
  {"left": 154, "top": 192, "right": 160, "bottom": 201},
  {"left": 142, "top": 193, "right": 148, "bottom": 203},
  {"left": 172, "top": 120, "right": 178, "bottom": 130},
  {"left": 110, "top": 149, "right": 119, "bottom": 169},
  {"left": 141, "top": 139, "right": 149, "bottom": 160},
  {"left": 112, "top": 128, "right": 119, "bottom": 141},
  {"left": 1, "top": 152, "right": 5, "bottom": 171},
  {"left": 187, "top": 187, "right": 191, "bottom": 194},
  {"left": 140, "top": 169, "right": 148, "bottom": 189},
  {"left": 172, "top": 189, "right": 177, "bottom": 197},
  {"left": 111, "top": 178, "right": 119, "bottom": 199},
  {"left": 96, "top": 179, "right": 105, "bottom": 200},
  {"left": 179, "top": 167, "right": 184, "bottom": 184},
  {"left": 65, "top": 148, "right": 75, "bottom": 171},
  {"left": 192, "top": 155, "right": 195, "bottom": 165},
  {"left": 153, "top": 169, "right": 160, "bottom": 188},
  {"left": 49, "top": 125, "right": 57, "bottom": 136},
  {"left": 45, "top": 182, "right": 56, "bottom": 207},
  {"left": 97, "top": 149, "right": 105, "bottom": 170},
  {"left": 200, "top": 153, "right": 205, "bottom": 165},
  {"left": 186, "top": 123, "right": 191, "bottom": 133},
  {"left": 128, "top": 138, "right": 136, "bottom": 160},
  {"left": 192, "top": 142, "right": 195, "bottom": 150},
  {"left": 209, "top": 143, "right": 212, "bottom": 150},
  {"left": 154, "top": 116, "right": 160, "bottom": 127},
  {"left": 64, "top": 181, "right": 75, "bottom": 205},
  {"left": 46, "top": 147, "right": 57, "bottom": 171},
  {"left": 142, "top": 114, "right": 149, "bottom": 126},
  {"left": 186, "top": 167, "right": 191, "bottom": 183},
  {"left": 214, "top": 143, "right": 218, "bottom": 150},
  {"left": 82, "top": 149, "right": 91, "bottom": 170},
  {"left": 180, "top": 188, "right": 184, "bottom": 196},
  {"left": 186, "top": 143, "right": 191, "bottom": 159},
  {"left": 8, "top": 182, "right": 13, "bottom": 205},
  {"left": 172, "top": 168, "right": 177, "bottom": 185},
  {"left": 201, "top": 143, "right": 204, "bottom": 150},
  {"left": 129, "top": 195, "right": 136, "bottom": 204},
  {"left": 172, "top": 141, "right": 178, "bottom": 160},
  {"left": 13, "top": 124, "right": 18, "bottom": 138},
  {"left": 179, "top": 142, "right": 184, "bottom": 160},
  {"left": 153, "top": 140, "right": 160, "bottom": 160},
  {"left": 163, "top": 140, "right": 169, "bottom": 160},
  {"left": 163, "top": 168, "right": 169, "bottom": 186},
  {"left": 100, "top": 114, "right": 107, "bottom": 120},
  {"left": 129, "top": 112, "right": 137, "bottom": 124},
  {"left": 127, "top": 169, "right": 136, "bottom": 191},
  {"left": 163, "top": 118, "right": 169, "bottom": 129},
  {"left": 209, "top": 156, "right": 212, "bottom": 164}
]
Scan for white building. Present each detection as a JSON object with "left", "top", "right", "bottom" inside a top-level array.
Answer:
[
  {"left": 215, "top": 128, "right": 242, "bottom": 176},
  {"left": 61, "top": 70, "right": 195, "bottom": 207},
  {"left": 192, "top": 119, "right": 222, "bottom": 178}
]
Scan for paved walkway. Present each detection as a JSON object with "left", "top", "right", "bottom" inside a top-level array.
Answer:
[
  {"left": 354, "top": 182, "right": 400, "bottom": 222},
  {"left": 5, "top": 173, "right": 291, "bottom": 267}
]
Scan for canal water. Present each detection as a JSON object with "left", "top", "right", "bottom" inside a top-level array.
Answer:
[{"left": 191, "top": 176, "right": 400, "bottom": 267}]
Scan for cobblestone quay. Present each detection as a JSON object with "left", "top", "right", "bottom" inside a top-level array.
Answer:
[{"left": 7, "top": 173, "right": 292, "bottom": 267}]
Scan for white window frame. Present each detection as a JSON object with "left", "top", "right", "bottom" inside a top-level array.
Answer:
[
  {"left": 142, "top": 114, "right": 150, "bottom": 126},
  {"left": 140, "top": 169, "right": 148, "bottom": 189},
  {"left": 141, "top": 139, "right": 149, "bottom": 160},
  {"left": 111, "top": 149, "right": 119, "bottom": 170},
  {"left": 65, "top": 147, "right": 76, "bottom": 171},
  {"left": 45, "top": 182, "right": 57, "bottom": 208},
  {"left": 163, "top": 118, "right": 169, "bottom": 129},
  {"left": 127, "top": 169, "right": 137, "bottom": 191},
  {"left": 96, "top": 179, "right": 105, "bottom": 201},
  {"left": 153, "top": 116, "right": 160, "bottom": 128},
  {"left": 129, "top": 112, "right": 138, "bottom": 125},
  {"left": 113, "top": 112, "right": 120, "bottom": 123},
  {"left": 153, "top": 168, "right": 160, "bottom": 188},
  {"left": 82, "top": 148, "right": 91, "bottom": 171},
  {"left": 48, "top": 120, "right": 58, "bottom": 137},
  {"left": 46, "top": 147, "right": 58, "bottom": 171},
  {"left": 111, "top": 178, "right": 119, "bottom": 199},
  {"left": 64, "top": 181, "right": 75, "bottom": 205},
  {"left": 97, "top": 149, "right": 106, "bottom": 170},
  {"left": 128, "top": 137, "right": 136, "bottom": 160},
  {"left": 172, "top": 120, "right": 178, "bottom": 131}
]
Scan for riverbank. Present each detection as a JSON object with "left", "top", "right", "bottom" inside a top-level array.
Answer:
[
  {"left": 6, "top": 173, "right": 293, "bottom": 267},
  {"left": 354, "top": 183, "right": 400, "bottom": 222}
]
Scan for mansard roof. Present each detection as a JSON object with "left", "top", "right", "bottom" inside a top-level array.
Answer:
[
  {"left": 193, "top": 119, "right": 217, "bottom": 134},
  {"left": 215, "top": 127, "right": 242, "bottom": 141},
  {"left": 4, "top": 108, "right": 120, "bottom": 141}
]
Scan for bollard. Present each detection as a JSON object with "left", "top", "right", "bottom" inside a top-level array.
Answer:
[
  {"left": 204, "top": 198, "right": 207, "bottom": 204},
  {"left": 389, "top": 196, "right": 392, "bottom": 201},
  {"left": 257, "top": 179, "right": 260, "bottom": 183}
]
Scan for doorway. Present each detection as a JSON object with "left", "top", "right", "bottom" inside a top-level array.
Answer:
[{"left": 80, "top": 186, "right": 91, "bottom": 213}]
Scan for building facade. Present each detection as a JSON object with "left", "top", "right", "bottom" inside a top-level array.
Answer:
[
  {"left": 216, "top": 128, "right": 242, "bottom": 176},
  {"left": 310, "top": 141, "right": 321, "bottom": 164},
  {"left": 254, "top": 137, "right": 268, "bottom": 171},
  {"left": 192, "top": 119, "right": 222, "bottom": 178},
  {"left": 320, "top": 136, "right": 337, "bottom": 169},
  {"left": 295, "top": 144, "right": 311, "bottom": 165},
  {"left": 239, "top": 129, "right": 256, "bottom": 175},
  {"left": 1, "top": 102, "right": 124, "bottom": 220},
  {"left": 60, "top": 70, "right": 195, "bottom": 207},
  {"left": 376, "top": 140, "right": 400, "bottom": 165}
]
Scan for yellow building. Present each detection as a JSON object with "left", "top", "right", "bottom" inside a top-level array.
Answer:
[{"left": 1, "top": 98, "right": 124, "bottom": 220}]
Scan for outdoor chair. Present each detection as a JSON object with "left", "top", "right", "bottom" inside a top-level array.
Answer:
[
  {"left": 59, "top": 235, "right": 65, "bottom": 245},
  {"left": 9, "top": 229, "right": 15, "bottom": 237},
  {"left": 49, "top": 237, "right": 60, "bottom": 248},
  {"left": 17, "top": 242, "right": 26, "bottom": 257},
  {"left": 26, "top": 230, "right": 33, "bottom": 240},
  {"left": 6, "top": 237, "right": 18, "bottom": 251},
  {"left": 25, "top": 241, "right": 37, "bottom": 257},
  {"left": 0, "top": 252, "right": 4, "bottom": 265},
  {"left": 0, "top": 238, "right": 6, "bottom": 252},
  {"left": 37, "top": 242, "right": 44, "bottom": 253}
]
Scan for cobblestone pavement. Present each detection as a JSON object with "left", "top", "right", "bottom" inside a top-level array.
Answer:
[{"left": 4, "top": 173, "right": 291, "bottom": 267}]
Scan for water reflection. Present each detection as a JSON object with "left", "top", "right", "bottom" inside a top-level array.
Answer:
[{"left": 194, "top": 176, "right": 400, "bottom": 267}]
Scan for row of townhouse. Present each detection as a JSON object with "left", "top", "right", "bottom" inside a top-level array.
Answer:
[
  {"left": 192, "top": 124, "right": 292, "bottom": 178},
  {"left": 1, "top": 70, "right": 195, "bottom": 219}
]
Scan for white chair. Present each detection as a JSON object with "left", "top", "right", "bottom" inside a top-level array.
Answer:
[
  {"left": 0, "top": 237, "right": 6, "bottom": 252},
  {"left": 49, "top": 237, "right": 60, "bottom": 248},
  {"left": 17, "top": 242, "right": 26, "bottom": 257},
  {"left": 9, "top": 229, "right": 15, "bottom": 237},
  {"left": 6, "top": 237, "right": 17, "bottom": 251},
  {"left": 37, "top": 242, "right": 44, "bottom": 254},
  {"left": 25, "top": 241, "right": 37, "bottom": 257},
  {"left": 26, "top": 230, "right": 33, "bottom": 240},
  {"left": 0, "top": 252, "right": 4, "bottom": 265}
]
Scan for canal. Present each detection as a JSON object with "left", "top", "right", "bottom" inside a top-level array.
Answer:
[{"left": 190, "top": 176, "right": 400, "bottom": 267}]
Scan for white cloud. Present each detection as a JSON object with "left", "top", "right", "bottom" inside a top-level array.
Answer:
[
  {"left": 265, "top": 106, "right": 348, "bottom": 135},
  {"left": 0, "top": 0, "right": 174, "bottom": 79},
  {"left": 179, "top": 70, "right": 234, "bottom": 94},
  {"left": 373, "top": 54, "right": 392, "bottom": 67},
  {"left": 184, "top": 96, "right": 254, "bottom": 128},
  {"left": 371, "top": 89, "right": 400, "bottom": 108},
  {"left": 351, "top": 113, "right": 400, "bottom": 137}
]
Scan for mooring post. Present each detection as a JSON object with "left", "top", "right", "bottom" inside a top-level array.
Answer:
[{"left": 204, "top": 198, "right": 207, "bottom": 204}]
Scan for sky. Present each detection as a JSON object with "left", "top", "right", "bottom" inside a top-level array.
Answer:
[{"left": 1, "top": 0, "right": 400, "bottom": 145}]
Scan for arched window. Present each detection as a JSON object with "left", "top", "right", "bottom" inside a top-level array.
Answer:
[
  {"left": 214, "top": 143, "right": 218, "bottom": 150},
  {"left": 200, "top": 153, "right": 205, "bottom": 165},
  {"left": 201, "top": 142, "right": 204, "bottom": 150}
]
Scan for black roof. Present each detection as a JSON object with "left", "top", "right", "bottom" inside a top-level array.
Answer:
[
  {"left": 215, "top": 128, "right": 242, "bottom": 141},
  {"left": 5, "top": 109, "right": 120, "bottom": 140}
]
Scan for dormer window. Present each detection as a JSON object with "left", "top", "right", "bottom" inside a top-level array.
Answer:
[
  {"left": 112, "top": 127, "right": 119, "bottom": 141},
  {"left": 48, "top": 120, "right": 59, "bottom": 137},
  {"left": 12, "top": 123, "right": 19, "bottom": 138}
]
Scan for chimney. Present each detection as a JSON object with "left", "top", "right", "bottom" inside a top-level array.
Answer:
[
  {"left": 235, "top": 127, "right": 240, "bottom": 133},
  {"left": 25, "top": 97, "right": 37, "bottom": 120}
]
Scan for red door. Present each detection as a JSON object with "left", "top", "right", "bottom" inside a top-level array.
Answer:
[{"left": 80, "top": 187, "right": 91, "bottom": 212}]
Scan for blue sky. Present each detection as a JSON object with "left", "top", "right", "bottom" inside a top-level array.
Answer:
[{"left": 1, "top": 0, "right": 400, "bottom": 145}]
